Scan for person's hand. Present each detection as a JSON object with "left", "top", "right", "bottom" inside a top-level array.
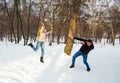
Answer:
[
  {"left": 81, "top": 41, "right": 85, "bottom": 45},
  {"left": 68, "top": 34, "right": 73, "bottom": 39},
  {"left": 50, "top": 29, "right": 52, "bottom": 32},
  {"left": 48, "top": 29, "right": 52, "bottom": 33}
]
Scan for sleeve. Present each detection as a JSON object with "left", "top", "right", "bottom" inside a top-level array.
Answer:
[
  {"left": 74, "top": 37, "right": 87, "bottom": 41},
  {"left": 91, "top": 44, "right": 94, "bottom": 50},
  {"left": 45, "top": 30, "right": 51, "bottom": 35}
]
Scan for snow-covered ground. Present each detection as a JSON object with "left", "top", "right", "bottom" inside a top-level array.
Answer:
[{"left": 0, "top": 41, "right": 120, "bottom": 83}]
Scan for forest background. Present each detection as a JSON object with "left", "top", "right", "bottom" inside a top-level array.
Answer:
[{"left": 0, "top": 0, "right": 120, "bottom": 45}]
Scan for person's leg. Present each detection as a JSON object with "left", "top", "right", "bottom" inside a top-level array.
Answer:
[
  {"left": 70, "top": 50, "right": 82, "bottom": 68},
  {"left": 40, "top": 42, "right": 45, "bottom": 63},
  {"left": 82, "top": 54, "right": 90, "bottom": 71},
  {"left": 32, "top": 41, "right": 40, "bottom": 51},
  {"left": 40, "top": 42, "right": 45, "bottom": 57},
  {"left": 28, "top": 43, "right": 33, "bottom": 47}
]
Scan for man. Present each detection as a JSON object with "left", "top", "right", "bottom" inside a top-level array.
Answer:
[{"left": 69, "top": 37, "right": 94, "bottom": 72}]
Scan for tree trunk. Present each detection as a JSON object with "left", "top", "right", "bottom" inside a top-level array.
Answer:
[
  {"left": 64, "top": 11, "right": 77, "bottom": 55},
  {"left": 4, "top": 0, "right": 16, "bottom": 43},
  {"left": 25, "top": 0, "right": 32, "bottom": 45},
  {"left": 106, "top": 0, "right": 115, "bottom": 45},
  {"left": 15, "top": 0, "right": 20, "bottom": 43}
]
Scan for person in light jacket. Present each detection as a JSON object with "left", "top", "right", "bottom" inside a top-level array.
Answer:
[{"left": 28, "top": 22, "right": 52, "bottom": 63}]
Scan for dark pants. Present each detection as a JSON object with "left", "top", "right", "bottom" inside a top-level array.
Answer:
[{"left": 72, "top": 50, "right": 90, "bottom": 69}]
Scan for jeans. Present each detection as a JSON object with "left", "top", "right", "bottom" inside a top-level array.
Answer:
[
  {"left": 72, "top": 50, "right": 90, "bottom": 69},
  {"left": 31, "top": 41, "right": 44, "bottom": 57}
]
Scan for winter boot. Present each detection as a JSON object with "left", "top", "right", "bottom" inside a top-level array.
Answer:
[
  {"left": 40, "top": 57, "right": 44, "bottom": 63},
  {"left": 69, "top": 65, "right": 74, "bottom": 68},
  {"left": 87, "top": 67, "right": 91, "bottom": 72},
  {"left": 28, "top": 43, "right": 33, "bottom": 48}
]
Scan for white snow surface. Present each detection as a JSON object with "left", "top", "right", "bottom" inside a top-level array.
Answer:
[{"left": 0, "top": 41, "right": 120, "bottom": 83}]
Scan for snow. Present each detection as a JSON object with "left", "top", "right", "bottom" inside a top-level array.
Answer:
[{"left": 0, "top": 41, "right": 120, "bottom": 83}]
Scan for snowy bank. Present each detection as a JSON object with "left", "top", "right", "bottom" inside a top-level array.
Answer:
[{"left": 0, "top": 41, "right": 120, "bottom": 83}]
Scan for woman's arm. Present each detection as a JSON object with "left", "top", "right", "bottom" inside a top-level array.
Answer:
[{"left": 45, "top": 30, "right": 52, "bottom": 35}]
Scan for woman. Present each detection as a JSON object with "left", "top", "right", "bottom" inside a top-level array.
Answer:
[{"left": 28, "top": 22, "right": 52, "bottom": 63}]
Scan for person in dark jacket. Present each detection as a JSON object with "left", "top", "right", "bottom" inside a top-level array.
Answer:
[{"left": 69, "top": 37, "right": 94, "bottom": 72}]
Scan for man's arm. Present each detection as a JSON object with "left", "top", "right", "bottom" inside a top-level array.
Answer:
[
  {"left": 68, "top": 35, "right": 87, "bottom": 41},
  {"left": 91, "top": 44, "right": 94, "bottom": 50},
  {"left": 74, "top": 37, "right": 87, "bottom": 41}
]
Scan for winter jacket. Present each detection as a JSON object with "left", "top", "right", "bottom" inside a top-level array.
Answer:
[
  {"left": 37, "top": 26, "right": 46, "bottom": 42},
  {"left": 74, "top": 37, "right": 94, "bottom": 54},
  {"left": 37, "top": 26, "right": 51, "bottom": 42}
]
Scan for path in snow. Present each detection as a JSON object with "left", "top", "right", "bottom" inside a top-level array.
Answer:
[{"left": 0, "top": 42, "right": 120, "bottom": 83}]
